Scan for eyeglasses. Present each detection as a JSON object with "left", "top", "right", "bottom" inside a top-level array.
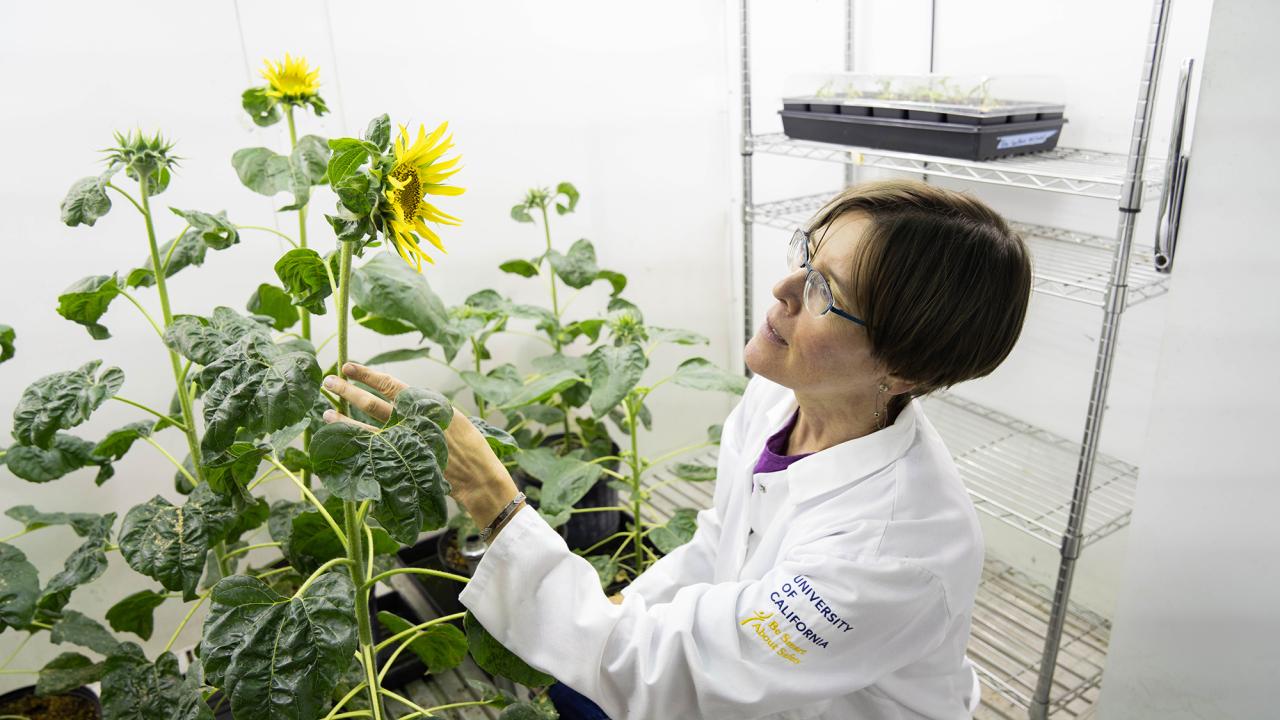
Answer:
[{"left": 788, "top": 228, "right": 867, "bottom": 327}]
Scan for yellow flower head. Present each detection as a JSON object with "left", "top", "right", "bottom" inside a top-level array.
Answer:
[
  {"left": 260, "top": 53, "right": 321, "bottom": 102},
  {"left": 383, "top": 122, "right": 464, "bottom": 271}
]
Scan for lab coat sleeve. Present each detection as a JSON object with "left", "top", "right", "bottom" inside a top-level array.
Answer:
[{"left": 459, "top": 507, "right": 951, "bottom": 720}]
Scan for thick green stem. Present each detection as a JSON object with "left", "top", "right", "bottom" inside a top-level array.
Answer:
[
  {"left": 140, "top": 175, "right": 206, "bottom": 486},
  {"left": 628, "top": 398, "right": 645, "bottom": 574},
  {"left": 287, "top": 105, "right": 315, "bottom": 490}
]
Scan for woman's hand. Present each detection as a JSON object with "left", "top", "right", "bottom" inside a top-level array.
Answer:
[{"left": 320, "top": 362, "right": 522, "bottom": 530}]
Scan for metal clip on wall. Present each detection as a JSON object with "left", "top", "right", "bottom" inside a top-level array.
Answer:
[{"left": 1155, "top": 58, "right": 1195, "bottom": 274}]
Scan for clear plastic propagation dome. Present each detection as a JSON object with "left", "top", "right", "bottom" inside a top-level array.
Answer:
[{"left": 782, "top": 73, "right": 1066, "bottom": 123}]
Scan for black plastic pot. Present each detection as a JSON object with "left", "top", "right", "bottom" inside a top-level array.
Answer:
[
  {"left": 397, "top": 531, "right": 470, "bottom": 618},
  {"left": 0, "top": 685, "right": 102, "bottom": 720},
  {"left": 512, "top": 433, "right": 623, "bottom": 552},
  {"left": 206, "top": 689, "right": 234, "bottom": 719},
  {"left": 779, "top": 108, "right": 1066, "bottom": 161}
]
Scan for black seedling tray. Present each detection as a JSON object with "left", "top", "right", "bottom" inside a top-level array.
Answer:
[{"left": 779, "top": 108, "right": 1066, "bottom": 161}]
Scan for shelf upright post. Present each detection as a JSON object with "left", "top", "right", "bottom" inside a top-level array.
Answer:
[
  {"left": 740, "top": 0, "right": 755, "bottom": 374},
  {"left": 844, "top": 0, "right": 856, "bottom": 189},
  {"left": 1029, "top": 0, "right": 1174, "bottom": 717}
]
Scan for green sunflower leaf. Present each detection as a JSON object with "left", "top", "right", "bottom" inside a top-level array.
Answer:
[
  {"left": 50, "top": 609, "right": 121, "bottom": 656},
  {"left": 469, "top": 416, "right": 519, "bottom": 459},
  {"left": 232, "top": 147, "right": 292, "bottom": 197},
  {"left": 246, "top": 283, "right": 299, "bottom": 331},
  {"left": 100, "top": 644, "right": 210, "bottom": 720},
  {"left": 647, "top": 507, "right": 700, "bottom": 554},
  {"left": 648, "top": 326, "right": 709, "bottom": 346},
  {"left": 586, "top": 343, "right": 648, "bottom": 418},
  {"left": 0, "top": 324, "right": 14, "bottom": 363},
  {"left": 670, "top": 357, "right": 748, "bottom": 395},
  {"left": 124, "top": 228, "right": 209, "bottom": 288},
  {"left": 0, "top": 542, "right": 40, "bottom": 632},
  {"left": 60, "top": 169, "right": 115, "bottom": 227},
  {"left": 105, "top": 590, "right": 169, "bottom": 641},
  {"left": 118, "top": 491, "right": 233, "bottom": 601},
  {"left": 274, "top": 248, "right": 332, "bottom": 315},
  {"left": 201, "top": 573, "right": 357, "bottom": 720},
  {"left": 310, "top": 387, "right": 452, "bottom": 543},
  {"left": 499, "top": 259, "right": 540, "bottom": 277},
  {"left": 459, "top": 364, "right": 522, "bottom": 408},
  {"left": 585, "top": 555, "right": 621, "bottom": 590},
  {"left": 92, "top": 420, "right": 154, "bottom": 462},
  {"left": 502, "top": 370, "right": 583, "bottom": 410},
  {"left": 284, "top": 497, "right": 396, "bottom": 574},
  {"left": 376, "top": 611, "right": 468, "bottom": 674},
  {"left": 672, "top": 461, "right": 717, "bottom": 482},
  {"left": 548, "top": 238, "right": 599, "bottom": 290},
  {"left": 554, "top": 181, "right": 580, "bottom": 215},
  {"left": 464, "top": 611, "right": 555, "bottom": 688},
  {"left": 349, "top": 252, "right": 451, "bottom": 341},
  {"left": 163, "top": 307, "right": 273, "bottom": 366},
  {"left": 4, "top": 506, "right": 110, "bottom": 537},
  {"left": 12, "top": 360, "right": 124, "bottom": 448},
  {"left": 241, "top": 86, "right": 281, "bottom": 127},
  {"left": 4, "top": 433, "right": 113, "bottom": 484},
  {"left": 513, "top": 448, "right": 602, "bottom": 518},
  {"left": 169, "top": 208, "right": 240, "bottom": 250},
  {"left": 364, "top": 113, "right": 391, "bottom": 151},
  {"left": 37, "top": 652, "right": 106, "bottom": 697},
  {"left": 36, "top": 514, "right": 115, "bottom": 615},
  {"left": 197, "top": 335, "right": 321, "bottom": 458},
  {"left": 56, "top": 274, "right": 121, "bottom": 340},
  {"left": 326, "top": 138, "right": 371, "bottom": 187},
  {"left": 364, "top": 347, "right": 433, "bottom": 366}
]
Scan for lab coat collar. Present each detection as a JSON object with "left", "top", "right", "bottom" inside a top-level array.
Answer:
[{"left": 772, "top": 393, "right": 920, "bottom": 506}]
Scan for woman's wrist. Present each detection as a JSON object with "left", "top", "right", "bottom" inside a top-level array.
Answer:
[{"left": 460, "top": 483, "right": 521, "bottom": 529}]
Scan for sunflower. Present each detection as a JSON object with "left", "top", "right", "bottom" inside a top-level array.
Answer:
[
  {"left": 383, "top": 123, "right": 464, "bottom": 271},
  {"left": 260, "top": 53, "right": 321, "bottom": 103}
]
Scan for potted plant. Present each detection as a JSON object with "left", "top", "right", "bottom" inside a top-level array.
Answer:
[{"left": 0, "top": 54, "right": 559, "bottom": 720}]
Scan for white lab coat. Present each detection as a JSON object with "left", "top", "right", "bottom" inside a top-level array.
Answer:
[{"left": 460, "top": 375, "right": 985, "bottom": 719}]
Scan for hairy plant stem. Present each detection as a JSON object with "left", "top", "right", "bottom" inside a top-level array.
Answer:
[
  {"left": 139, "top": 174, "right": 206, "bottom": 488},
  {"left": 333, "top": 238, "right": 383, "bottom": 720},
  {"left": 537, "top": 204, "right": 576, "bottom": 453},
  {"left": 286, "top": 105, "right": 317, "bottom": 491},
  {"left": 627, "top": 397, "right": 646, "bottom": 574}
]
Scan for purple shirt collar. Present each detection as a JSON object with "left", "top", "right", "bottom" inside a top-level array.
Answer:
[{"left": 752, "top": 409, "right": 813, "bottom": 475}]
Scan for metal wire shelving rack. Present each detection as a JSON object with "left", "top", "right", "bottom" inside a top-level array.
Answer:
[{"left": 737, "top": 1, "right": 1186, "bottom": 717}]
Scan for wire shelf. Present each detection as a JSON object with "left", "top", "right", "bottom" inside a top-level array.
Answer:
[
  {"left": 750, "top": 133, "right": 1165, "bottom": 201},
  {"left": 971, "top": 559, "right": 1111, "bottom": 718},
  {"left": 748, "top": 193, "right": 1171, "bottom": 309},
  {"left": 923, "top": 393, "right": 1138, "bottom": 548}
]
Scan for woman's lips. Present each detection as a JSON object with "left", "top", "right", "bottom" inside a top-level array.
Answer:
[{"left": 761, "top": 320, "right": 788, "bottom": 347}]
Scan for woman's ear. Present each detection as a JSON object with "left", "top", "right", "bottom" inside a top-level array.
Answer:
[{"left": 883, "top": 374, "right": 916, "bottom": 397}]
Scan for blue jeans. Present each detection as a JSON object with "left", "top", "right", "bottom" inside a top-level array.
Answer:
[{"left": 547, "top": 682, "right": 612, "bottom": 720}]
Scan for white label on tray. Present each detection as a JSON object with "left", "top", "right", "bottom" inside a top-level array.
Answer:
[{"left": 996, "top": 129, "right": 1059, "bottom": 150}]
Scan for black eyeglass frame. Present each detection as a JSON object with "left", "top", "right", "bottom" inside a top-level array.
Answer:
[{"left": 788, "top": 228, "right": 868, "bottom": 327}]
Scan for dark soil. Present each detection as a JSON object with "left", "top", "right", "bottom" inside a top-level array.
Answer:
[{"left": 0, "top": 692, "right": 100, "bottom": 720}]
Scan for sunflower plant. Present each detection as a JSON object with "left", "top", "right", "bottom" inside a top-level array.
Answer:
[{"left": 0, "top": 62, "right": 558, "bottom": 720}]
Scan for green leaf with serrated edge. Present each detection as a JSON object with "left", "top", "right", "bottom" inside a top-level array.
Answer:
[
  {"left": 60, "top": 168, "right": 115, "bottom": 227},
  {"left": 124, "top": 228, "right": 210, "bottom": 288},
  {"left": 548, "top": 238, "right": 599, "bottom": 289},
  {"left": 349, "top": 252, "right": 451, "bottom": 341},
  {"left": 201, "top": 442, "right": 271, "bottom": 499},
  {"left": 274, "top": 248, "right": 332, "bottom": 315},
  {"left": 513, "top": 448, "right": 602, "bottom": 514},
  {"left": 470, "top": 417, "right": 519, "bottom": 459},
  {"left": 364, "top": 347, "right": 432, "bottom": 365},
  {"left": 464, "top": 611, "right": 555, "bottom": 687},
  {"left": 459, "top": 364, "right": 522, "bottom": 408},
  {"left": 198, "top": 335, "right": 321, "bottom": 458},
  {"left": 502, "top": 370, "right": 583, "bottom": 410},
  {"left": 327, "top": 138, "right": 371, "bottom": 186},
  {"left": 118, "top": 490, "right": 233, "bottom": 601},
  {"left": 0, "top": 542, "right": 39, "bottom": 631},
  {"left": 365, "top": 113, "right": 391, "bottom": 150},
  {"left": 232, "top": 147, "right": 292, "bottom": 196},
  {"left": 285, "top": 497, "right": 396, "bottom": 573},
  {"left": 554, "top": 181, "right": 579, "bottom": 215},
  {"left": 201, "top": 573, "right": 357, "bottom": 720},
  {"left": 671, "top": 461, "right": 716, "bottom": 482},
  {"left": 242, "top": 86, "right": 281, "bottom": 127},
  {"left": 498, "top": 258, "right": 539, "bottom": 277},
  {"left": 92, "top": 420, "right": 153, "bottom": 461},
  {"left": 105, "top": 590, "right": 168, "bottom": 641},
  {"left": 56, "top": 274, "right": 120, "bottom": 340},
  {"left": 247, "top": 283, "right": 299, "bottom": 331},
  {"left": 648, "top": 326, "right": 709, "bottom": 345},
  {"left": 586, "top": 343, "right": 648, "bottom": 418},
  {"left": 4, "top": 506, "right": 111, "bottom": 537},
  {"left": 4, "top": 433, "right": 112, "bottom": 483},
  {"left": 595, "top": 269, "right": 627, "bottom": 297},
  {"left": 100, "top": 644, "right": 211, "bottom": 720},
  {"left": 50, "top": 609, "right": 121, "bottom": 655},
  {"left": 12, "top": 360, "right": 124, "bottom": 448},
  {"left": 585, "top": 554, "right": 621, "bottom": 589},
  {"left": 311, "top": 388, "right": 452, "bottom": 543},
  {"left": 647, "top": 508, "right": 699, "bottom": 554},
  {"left": 37, "top": 651, "right": 105, "bottom": 696},
  {"left": 0, "top": 324, "right": 14, "bottom": 363},
  {"left": 376, "top": 611, "right": 468, "bottom": 673},
  {"left": 163, "top": 307, "right": 273, "bottom": 366},
  {"left": 37, "top": 516, "right": 114, "bottom": 614},
  {"left": 169, "top": 208, "right": 240, "bottom": 250},
  {"left": 670, "top": 357, "right": 748, "bottom": 395}
]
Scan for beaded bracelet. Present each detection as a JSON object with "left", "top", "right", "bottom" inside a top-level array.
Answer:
[{"left": 479, "top": 491, "right": 526, "bottom": 543}]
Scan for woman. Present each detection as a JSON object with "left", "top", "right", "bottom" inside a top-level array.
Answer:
[{"left": 322, "top": 180, "right": 1033, "bottom": 719}]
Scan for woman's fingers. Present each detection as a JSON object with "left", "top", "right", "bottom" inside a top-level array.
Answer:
[
  {"left": 322, "top": 374, "right": 394, "bottom": 423},
  {"left": 321, "top": 408, "right": 380, "bottom": 432},
  {"left": 341, "top": 362, "right": 408, "bottom": 401}
]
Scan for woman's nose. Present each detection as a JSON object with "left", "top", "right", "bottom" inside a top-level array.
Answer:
[{"left": 772, "top": 268, "right": 805, "bottom": 313}]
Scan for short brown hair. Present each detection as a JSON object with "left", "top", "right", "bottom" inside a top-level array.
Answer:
[{"left": 807, "top": 180, "right": 1032, "bottom": 412}]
